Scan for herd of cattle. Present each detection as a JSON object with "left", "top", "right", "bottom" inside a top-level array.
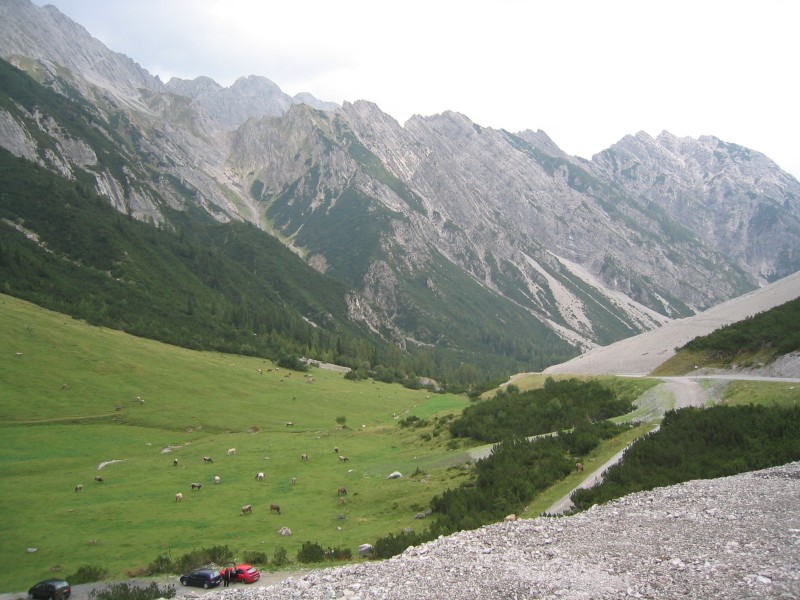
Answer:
[{"left": 74, "top": 445, "right": 354, "bottom": 520}]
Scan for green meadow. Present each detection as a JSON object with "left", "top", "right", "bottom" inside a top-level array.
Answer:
[{"left": 0, "top": 294, "right": 470, "bottom": 592}]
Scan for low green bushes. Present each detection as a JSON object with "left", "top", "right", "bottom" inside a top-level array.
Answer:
[{"left": 89, "top": 582, "right": 175, "bottom": 600}]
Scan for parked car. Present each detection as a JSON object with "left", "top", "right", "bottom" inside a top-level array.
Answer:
[
  {"left": 179, "top": 568, "right": 222, "bottom": 589},
  {"left": 220, "top": 564, "right": 261, "bottom": 583},
  {"left": 28, "top": 579, "right": 71, "bottom": 600}
]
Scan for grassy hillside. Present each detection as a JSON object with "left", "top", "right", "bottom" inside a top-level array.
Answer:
[{"left": 0, "top": 294, "right": 472, "bottom": 592}]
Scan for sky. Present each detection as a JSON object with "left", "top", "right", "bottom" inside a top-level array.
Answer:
[{"left": 33, "top": 0, "right": 800, "bottom": 178}]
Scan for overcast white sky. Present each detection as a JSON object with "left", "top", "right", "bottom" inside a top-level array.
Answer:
[{"left": 34, "top": 0, "right": 800, "bottom": 178}]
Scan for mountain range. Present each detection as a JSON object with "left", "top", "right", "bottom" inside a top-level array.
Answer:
[{"left": 1, "top": 0, "right": 799, "bottom": 379}]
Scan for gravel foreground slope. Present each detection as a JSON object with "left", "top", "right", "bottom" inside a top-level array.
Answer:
[{"left": 208, "top": 462, "right": 799, "bottom": 599}]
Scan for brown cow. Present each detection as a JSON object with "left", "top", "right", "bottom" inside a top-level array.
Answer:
[
  {"left": 576, "top": 462, "right": 584, "bottom": 472},
  {"left": 94, "top": 476, "right": 104, "bottom": 483},
  {"left": 240, "top": 504, "right": 252, "bottom": 515},
  {"left": 337, "top": 487, "right": 347, "bottom": 497},
  {"left": 270, "top": 503, "right": 281, "bottom": 515}
]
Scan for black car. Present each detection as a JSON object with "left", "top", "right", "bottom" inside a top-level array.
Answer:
[
  {"left": 28, "top": 579, "right": 71, "bottom": 600},
  {"left": 179, "top": 568, "right": 222, "bottom": 589}
]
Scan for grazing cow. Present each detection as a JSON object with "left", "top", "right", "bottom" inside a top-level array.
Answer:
[
  {"left": 14, "top": 352, "right": 23, "bottom": 358},
  {"left": 334, "top": 447, "right": 339, "bottom": 454},
  {"left": 576, "top": 462, "right": 584, "bottom": 472},
  {"left": 337, "top": 487, "right": 347, "bottom": 497},
  {"left": 291, "top": 477, "right": 297, "bottom": 485},
  {"left": 339, "top": 497, "right": 346, "bottom": 506},
  {"left": 227, "top": 448, "right": 236, "bottom": 455},
  {"left": 240, "top": 504, "right": 252, "bottom": 515},
  {"left": 300, "top": 453, "right": 309, "bottom": 461},
  {"left": 270, "top": 504, "right": 281, "bottom": 515},
  {"left": 173, "top": 458, "right": 178, "bottom": 467},
  {"left": 94, "top": 476, "right": 104, "bottom": 483},
  {"left": 338, "top": 455, "right": 349, "bottom": 462},
  {"left": 257, "top": 368, "right": 263, "bottom": 374},
  {"left": 203, "top": 456, "right": 213, "bottom": 463},
  {"left": 75, "top": 484, "right": 84, "bottom": 492},
  {"left": 358, "top": 544, "right": 373, "bottom": 557},
  {"left": 505, "top": 514, "right": 518, "bottom": 522},
  {"left": 285, "top": 421, "right": 294, "bottom": 427},
  {"left": 214, "top": 476, "right": 221, "bottom": 484},
  {"left": 175, "top": 493, "right": 183, "bottom": 502},
  {"left": 256, "top": 472, "right": 265, "bottom": 481},
  {"left": 190, "top": 482, "right": 202, "bottom": 490}
]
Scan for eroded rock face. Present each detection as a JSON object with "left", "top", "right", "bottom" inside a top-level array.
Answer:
[{"left": 213, "top": 462, "right": 800, "bottom": 599}]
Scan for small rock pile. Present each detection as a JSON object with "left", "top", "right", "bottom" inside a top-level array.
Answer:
[{"left": 213, "top": 462, "right": 800, "bottom": 599}]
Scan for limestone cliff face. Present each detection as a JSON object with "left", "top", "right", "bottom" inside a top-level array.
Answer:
[
  {"left": 591, "top": 131, "right": 800, "bottom": 284},
  {"left": 1, "top": 0, "right": 798, "bottom": 359}
]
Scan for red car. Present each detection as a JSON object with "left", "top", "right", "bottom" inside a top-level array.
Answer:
[{"left": 221, "top": 564, "right": 261, "bottom": 584}]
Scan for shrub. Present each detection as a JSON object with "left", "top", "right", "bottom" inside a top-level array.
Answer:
[
  {"left": 324, "top": 546, "right": 352, "bottom": 561},
  {"left": 173, "top": 545, "right": 234, "bottom": 573},
  {"left": 67, "top": 565, "right": 109, "bottom": 584},
  {"left": 296, "top": 541, "right": 325, "bottom": 563},
  {"left": 89, "top": 582, "right": 176, "bottom": 600},
  {"left": 372, "top": 530, "right": 429, "bottom": 559},
  {"left": 276, "top": 354, "right": 308, "bottom": 371},
  {"left": 242, "top": 551, "right": 268, "bottom": 565},
  {"left": 272, "top": 546, "right": 289, "bottom": 566},
  {"left": 146, "top": 554, "right": 173, "bottom": 575}
]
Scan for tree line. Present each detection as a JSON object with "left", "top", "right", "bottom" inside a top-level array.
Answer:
[{"left": 570, "top": 404, "right": 800, "bottom": 510}]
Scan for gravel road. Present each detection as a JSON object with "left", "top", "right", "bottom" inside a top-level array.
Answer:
[{"left": 0, "top": 571, "right": 308, "bottom": 600}]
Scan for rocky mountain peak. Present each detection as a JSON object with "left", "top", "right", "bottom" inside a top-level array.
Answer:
[{"left": 0, "top": 0, "right": 162, "bottom": 101}]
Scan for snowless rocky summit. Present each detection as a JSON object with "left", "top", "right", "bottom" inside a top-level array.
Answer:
[{"left": 214, "top": 462, "right": 799, "bottom": 599}]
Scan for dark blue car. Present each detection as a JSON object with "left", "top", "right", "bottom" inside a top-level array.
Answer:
[
  {"left": 179, "top": 568, "right": 222, "bottom": 589},
  {"left": 28, "top": 579, "right": 71, "bottom": 600}
]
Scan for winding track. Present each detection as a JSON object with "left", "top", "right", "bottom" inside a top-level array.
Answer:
[{"left": 544, "top": 374, "right": 800, "bottom": 514}]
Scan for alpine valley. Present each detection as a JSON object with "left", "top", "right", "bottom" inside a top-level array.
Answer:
[{"left": 2, "top": 0, "right": 799, "bottom": 387}]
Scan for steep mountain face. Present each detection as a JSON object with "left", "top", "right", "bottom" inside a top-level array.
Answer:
[
  {"left": 1, "top": 0, "right": 799, "bottom": 371},
  {"left": 592, "top": 131, "right": 800, "bottom": 283}
]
